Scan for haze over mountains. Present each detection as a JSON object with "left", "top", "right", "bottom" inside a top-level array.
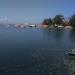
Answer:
[
  {"left": 0, "top": 17, "right": 11, "bottom": 24},
  {"left": 0, "top": 17, "right": 42, "bottom": 25}
]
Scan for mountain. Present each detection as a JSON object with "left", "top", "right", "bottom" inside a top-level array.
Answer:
[{"left": 0, "top": 17, "right": 13, "bottom": 24}]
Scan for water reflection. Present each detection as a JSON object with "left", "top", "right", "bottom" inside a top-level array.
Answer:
[
  {"left": 42, "top": 28, "right": 64, "bottom": 42},
  {"left": 64, "top": 56, "right": 75, "bottom": 75},
  {"left": 70, "top": 29, "right": 75, "bottom": 42},
  {"left": 0, "top": 27, "right": 75, "bottom": 75},
  {"left": 53, "top": 29, "right": 64, "bottom": 42}
]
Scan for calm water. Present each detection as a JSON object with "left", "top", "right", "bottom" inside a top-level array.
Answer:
[{"left": 0, "top": 25, "right": 75, "bottom": 75}]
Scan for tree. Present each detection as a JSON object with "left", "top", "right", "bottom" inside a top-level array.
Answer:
[
  {"left": 42, "top": 18, "right": 52, "bottom": 26},
  {"left": 63, "top": 21, "right": 69, "bottom": 26},
  {"left": 69, "top": 14, "right": 75, "bottom": 27},
  {"left": 52, "top": 15, "right": 64, "bottom": 25}
]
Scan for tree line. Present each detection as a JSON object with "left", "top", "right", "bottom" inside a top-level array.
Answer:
[{"left": 42, "top": 14, "right": 75, "bottom": 28}]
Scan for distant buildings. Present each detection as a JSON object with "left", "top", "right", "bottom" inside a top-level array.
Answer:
[{"left": 15, "top": 23, "right": 38, "bottom": 29}]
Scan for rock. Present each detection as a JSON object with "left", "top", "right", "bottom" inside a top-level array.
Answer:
[
  {"left": 64, "top": 26, "right": 73, "bottom": 29},
  {"left": 42, "top": 25, "right": 48, "bottom": 28},
  {"left": 49, "top": 25, "right": 54, "bottom": 29}
]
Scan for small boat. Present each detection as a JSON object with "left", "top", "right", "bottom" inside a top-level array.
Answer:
[
  {"left": 20, "top": 25, "right": 25, "bottom": 28},
  {"left": 69, "top": 49, "right": 75, "bottom": 56},
  {"left": 28, "top": 24, "right": 36, "bottom": 27}
]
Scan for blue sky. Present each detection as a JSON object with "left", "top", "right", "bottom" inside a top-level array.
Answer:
[{"left": 0, "top": 0, "right": 75, "bottom": 23}]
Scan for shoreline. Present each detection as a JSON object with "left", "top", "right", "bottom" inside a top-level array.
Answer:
[{"left": 1, "top": 24, "right": 74, "bottom": 30}]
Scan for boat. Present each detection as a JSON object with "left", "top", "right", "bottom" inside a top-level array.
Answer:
[
  {"left": 69, "top": 49, "right": 75, "bottom": 56},
  {"left": 28, "top": 24, "right": 36, "bottom": 27},
  {"left": 20, "top": 25, "right": 25, "bottom": 28}
]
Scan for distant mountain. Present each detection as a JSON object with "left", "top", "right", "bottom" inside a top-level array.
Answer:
[{"left": 0, "top": 17, "right": 13, "bottom": 24}]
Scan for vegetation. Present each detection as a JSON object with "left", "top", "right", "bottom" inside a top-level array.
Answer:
[
  {"left": 52, "top": 15, "right": 64, "bottom": 25},
  {"left": 69, "top": 14, "right": 75, "bottom": 27},
  {"left": 42, "top": 18, "right": 52, "bottom": 26},
  {"left": 42, "top": 14, "right": 75, "bottom": 28}
]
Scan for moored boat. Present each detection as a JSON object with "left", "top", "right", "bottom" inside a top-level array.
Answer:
[{"left": 69, "top": 49, "right": 75, "bottom": 56}]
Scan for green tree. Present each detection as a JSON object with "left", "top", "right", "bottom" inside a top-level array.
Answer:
[
  {"left": 42, "top": 18, "right": 52, "bottom": 26},
  {"left": 69, "top": 14, "right": 75, "bottom": 27},
  {"left": 52, "top": 15, "right": 64, "bottom": 25}
]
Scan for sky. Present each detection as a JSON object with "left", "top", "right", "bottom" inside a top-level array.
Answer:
[{"left": 0, "top": 0, "right": 75, "bottom": 23}]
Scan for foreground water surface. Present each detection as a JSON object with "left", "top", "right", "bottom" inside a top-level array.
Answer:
[{"left": 0, "top": 26, "right": 75, "bottom": 75}]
